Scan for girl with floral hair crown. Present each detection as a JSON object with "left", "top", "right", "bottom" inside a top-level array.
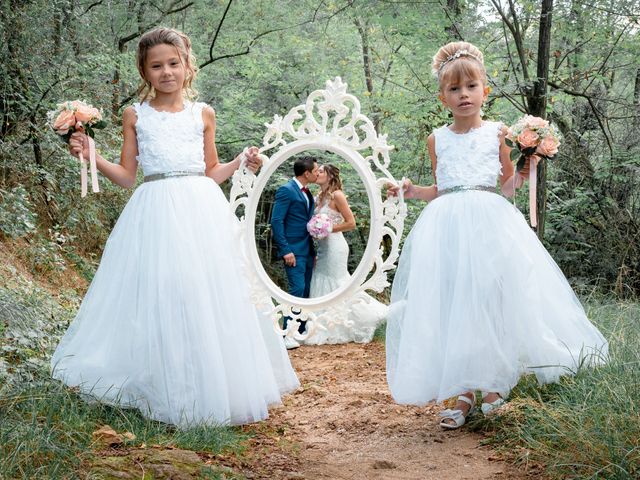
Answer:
[
  {"left": 51, "top": 26, "right": 299, "bottom": 427},
  {"left": 386, "top": 41, "right": 607, "bottom": 429}
]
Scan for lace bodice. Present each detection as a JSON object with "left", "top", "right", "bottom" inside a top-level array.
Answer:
[
  {"left": 133, "top": 101, "right": 206, "bottom": 176},
  {"left": 433, "top": 121, "right": 503, "bottom": 190},
  {"left": 315, "top": 199, "right": 344, "bottom": 226}
]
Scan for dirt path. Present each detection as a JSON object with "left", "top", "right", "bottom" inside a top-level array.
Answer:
[{"left": 227, "top": 342, "right": 533, "bottom": 480}]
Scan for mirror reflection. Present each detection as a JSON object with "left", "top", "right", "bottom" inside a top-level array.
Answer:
[{"left": 254, "top": 151, "right": 371, "bottom": 300}]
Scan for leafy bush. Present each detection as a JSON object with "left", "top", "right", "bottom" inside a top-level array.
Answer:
[{"left": 0, "top": 186, "right": 38, "bottom": 238}]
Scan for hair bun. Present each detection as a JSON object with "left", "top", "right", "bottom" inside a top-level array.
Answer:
[{"left": 432, "top": 41, "right": 484, "bottom": 78}]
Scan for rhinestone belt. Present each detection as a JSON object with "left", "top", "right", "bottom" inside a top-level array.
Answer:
[
  {"left": 437, "top": 185, "right": 497, "bottom": 197},
  {"left": 143, "top": 171, "right": 205, "bottom": 182}
]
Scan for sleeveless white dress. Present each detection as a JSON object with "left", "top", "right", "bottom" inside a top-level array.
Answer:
[
  {"left": 386, "top": 121, "right": 608, "bottom": 404},
  {"left": 51, "top": 101, "right": 299, "bottom": 427},
  {"left": 305, "top": 198, "right": 387, "bottom": 344}
]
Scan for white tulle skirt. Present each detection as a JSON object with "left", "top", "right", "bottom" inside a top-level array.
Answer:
[
  {"left": 51, "top": 176, "right": 299, "bottom": 427},
  {"left": 386, "top": 190, "right": 608, "bottom": 404},
  {"left": 306, "top": 232, "right": 387, "bottom": 344}
]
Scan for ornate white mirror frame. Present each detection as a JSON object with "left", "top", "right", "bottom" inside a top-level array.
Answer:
[{"left": 230, "top": 77, "right": 407, "bottom": 339}]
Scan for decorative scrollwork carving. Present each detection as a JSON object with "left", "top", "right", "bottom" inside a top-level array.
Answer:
[{"left": 230, "top": 77, "right": 406, "bottom": 339}]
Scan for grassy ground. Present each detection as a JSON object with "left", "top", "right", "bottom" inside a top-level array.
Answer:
[
  {"left": 470, "top": 300, "right": 640, "bottom": 479},
  {"left": 0, "top": 370, "right": 247, "bottom": 478}
]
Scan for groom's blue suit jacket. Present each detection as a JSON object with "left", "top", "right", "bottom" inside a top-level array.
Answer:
[{"left": 270, "top": 179, "right": 315, "bottom": 259}]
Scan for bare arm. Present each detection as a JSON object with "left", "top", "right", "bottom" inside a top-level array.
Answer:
[
  {"left": 68, "top": 106, "right": 139, "bottom": 189},
  {"left": 498, "top": 125, "right": 526, "bottom": 198},
  {"left": 202, "top": 106, "right": 243, "bottom": 184},
  {"left": 330, "top": 190, "right": 356, "bottom": 233}
]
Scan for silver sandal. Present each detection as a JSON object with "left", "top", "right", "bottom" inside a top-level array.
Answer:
[
  {"left": 481, "top": 391, "right": 505, "bottom": 415},
  {"left": 439, "top": 394, "right": 476, "bottom": 429}
]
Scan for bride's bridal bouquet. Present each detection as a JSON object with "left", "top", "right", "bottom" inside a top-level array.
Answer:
[
  {"left": 307, "top": 213, "right": 333, "bottom": 240},
  {"left": 505, "top": 115, "right": 562, "bottom": 227},
  {"left": 48, "top": 100, "right": 106, "bottom": 197}
]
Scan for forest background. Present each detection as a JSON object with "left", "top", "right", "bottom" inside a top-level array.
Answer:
[{"left": 1, "top": 0, "right": 639, "bottom": 298}]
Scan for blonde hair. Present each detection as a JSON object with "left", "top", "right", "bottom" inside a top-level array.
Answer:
[
  {"left": 432, "top": 41, "right": 486, "bottom": 89},
  {"left": 136, "top": 27, "right": 198, "bottom": 102},
  {"left": 318, "top": 164, "right": 343, "bottom": 207}
]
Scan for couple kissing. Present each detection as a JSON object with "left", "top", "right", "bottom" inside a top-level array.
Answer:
[{"left": 270, "top": 156, "right": 387, "bottom": 348}]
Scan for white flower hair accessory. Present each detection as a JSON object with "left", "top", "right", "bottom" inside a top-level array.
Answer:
[{"left": 433, "top": 49, "right": 483, "bottom": 77}]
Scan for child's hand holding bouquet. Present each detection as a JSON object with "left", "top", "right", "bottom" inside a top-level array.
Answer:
[
  {"left": 505, "top": 115, "right": 562, "bottom": 227},
  {"left": 48, "top": 100, "right": 106, "bottom": 197}
]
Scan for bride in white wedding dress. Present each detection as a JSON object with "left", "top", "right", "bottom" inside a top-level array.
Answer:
[{"left": 304, "top": 164, "right": 387, "bottom": 345}]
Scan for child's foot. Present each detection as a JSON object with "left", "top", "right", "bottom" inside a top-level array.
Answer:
[
  {"left": 481, "top": 392, "right": 505, "bottom": 415},
  {"left": 439, "top": 392, "right": 475, "bottom": 429}
]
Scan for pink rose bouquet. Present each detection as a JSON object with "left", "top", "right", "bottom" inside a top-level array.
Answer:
[
  {"left": 47, "top": 100, "right": 106, "bottom": 197},
  {"left": 307, "top": 213, "right": 333, "bottom": 240},
  {"left": 505, "top": 115, "right": 562, "bottom": 227}
]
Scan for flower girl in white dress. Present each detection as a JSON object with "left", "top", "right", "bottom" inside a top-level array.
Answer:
[
  {"left": 51, "top": 27, "right": 298, "bottom": 427},
  {"left": 386, "top": 41, "right": 608, "bottom": 429},
  {"left": 305, "top": 164, "right": 387, "bottom": 344}
]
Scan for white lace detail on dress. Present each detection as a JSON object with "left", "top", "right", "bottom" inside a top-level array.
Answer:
[
  {"left": 312, "top": 200, "right": 348, "bottom": 283},
  {"left": 133, "top": 101, "right": 206, "bottom": 176},
  {"left": 315, "top": 198, "right": 344, "bottom": 226},
  {"left": 434, "top": 121, "right": 503, "bottom": 190}
]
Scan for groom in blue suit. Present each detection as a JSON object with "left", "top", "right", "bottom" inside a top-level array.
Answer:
[{"left": 270, "top": 157, "right": 319, "bottom": 342}]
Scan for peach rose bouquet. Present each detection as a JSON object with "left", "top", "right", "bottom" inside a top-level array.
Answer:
[
  {"left": 505, "top": 115, "right": 561, "bottom": 171},
  {"left": 47, "top": 100, "right": 106, "bottom": 197},
  {"left": 48, "top": 100, "right": 106, "bottom": 142},
  {"left": 505, "top": 115, "right": 562, "bottom": 227}
]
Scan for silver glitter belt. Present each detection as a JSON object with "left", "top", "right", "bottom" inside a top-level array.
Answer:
[
  {"left": 437, "top": 185, "right": 497, "bottom": 197},
  {"left": 143, "top": 171, "right": 205, "bottom": 183}
]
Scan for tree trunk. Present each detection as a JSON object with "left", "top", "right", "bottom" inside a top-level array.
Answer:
[
  {"left": 528, "top": 0, "right": 553, "bottom": 240},
  {"left": 634, "top": 67, "right": 640, "bottom": 128},
  {"left": 354, "top": 17, "right": 381, "bottom": 130},
  {"left": 445, "top": 0, "right": 462, "bottom": 40},
  {"left": 354, "top": 17, "right": 374, "bottom": 96}
]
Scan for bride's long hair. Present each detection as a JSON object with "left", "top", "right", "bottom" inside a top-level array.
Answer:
[{"left": 318, "top": 164, "right": 343, "bottom": 206}]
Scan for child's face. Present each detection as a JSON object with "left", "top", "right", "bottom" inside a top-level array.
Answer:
[
  {"left": 439, "top": 75, "right": 489, "bottom": 120},
  {"left": 143, "top": 43, "right": 186, "bottom": 95}
]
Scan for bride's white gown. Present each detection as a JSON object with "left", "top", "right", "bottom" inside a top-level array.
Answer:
[
  {"left": 51, "top": 101, "right": 299, "bottom": 427},
  {"left": 304, "top": 199, "right": 387, "bottom": 344}
]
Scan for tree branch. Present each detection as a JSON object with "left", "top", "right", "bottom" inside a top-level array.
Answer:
[
  {"left": 200, "top": 0, "right": 355, "bottom": 69},
  {"left": 117, "top": 1, "right": 194, "bottom": 51},
  {"left": 208, "top": 0, "right": 234, "bottom": 63},
  {"left": 491, "top": 0, "right": 529, "bottom": 82}
]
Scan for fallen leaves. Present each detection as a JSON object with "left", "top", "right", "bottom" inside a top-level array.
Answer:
[{"left": 92, "top": 425, "right": 136, "bottom": 448}]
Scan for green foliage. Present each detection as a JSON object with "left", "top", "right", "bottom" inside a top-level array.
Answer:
[{"left": 0, "top": 186, "right": 38, "bottom": 238}]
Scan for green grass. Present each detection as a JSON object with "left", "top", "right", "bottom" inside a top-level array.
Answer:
[
  {"left": 470, "top": 300, "right": 640, "bottom": 479},
  {"left": 0, "top": 370, "right": 249, "bottom": 479}
]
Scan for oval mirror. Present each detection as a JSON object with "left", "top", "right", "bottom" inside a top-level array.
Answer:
[
  {"left": 254, "top": 150, "right": 371, "bottom": 301},
  {"left": 230, "top": 77, "right": 406, "bottom": 341}
]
